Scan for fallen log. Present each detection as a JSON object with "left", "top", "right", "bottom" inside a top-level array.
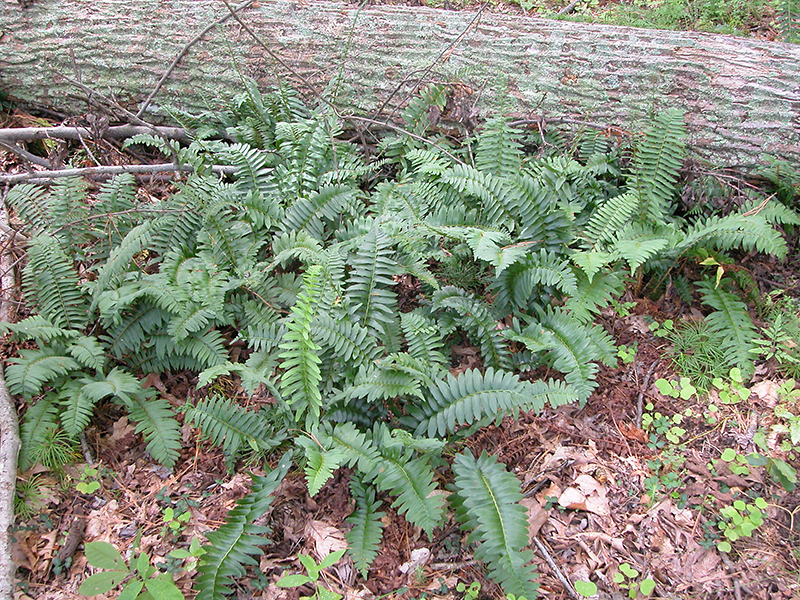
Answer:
[{"left": 1, "top": 0, "right": 799, "bottom": 167}]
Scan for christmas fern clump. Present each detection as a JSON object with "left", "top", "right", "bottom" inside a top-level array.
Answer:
[{"left": 5, "top": 78, "right": 798, "bottom": 600}]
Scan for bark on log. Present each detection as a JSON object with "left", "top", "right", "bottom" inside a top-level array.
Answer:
[{"left": 1, "top": 0, "right": 799, "bottom": 167}]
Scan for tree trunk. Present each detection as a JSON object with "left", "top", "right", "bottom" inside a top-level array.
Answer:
[{"left": 1, "top": 0, "right": 799, "bottom": 167}]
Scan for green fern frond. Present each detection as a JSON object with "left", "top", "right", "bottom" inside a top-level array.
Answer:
[
  {"left": 450, "top": 451, "right": 539, "bottom": 599},
  {"left": 283, "top": 185, "right": 361, "bottom": 240},
  {"left": 279, "top": 266, "right": 325, "bottom": 425},
  {"left": 269, "top": 230, "right": 324, "bottom": 269},
  {"left": 475, "top": 116, "right": 524, "bottom": 178},
  {"left": 562, "top": 270, "right": 624, "bottom": 323},
  {"left": 777, "top": 0, "right": 800, "bottom": 42},
  {"left": 696, "top": 279, "right": 757, "bottom": 375},
  {"left": 630, "top": 109, "right": 686, "bottom": 223},
  {"left": 400, "top": 83, "right": 449, "bottom": 137},
  {"left": 443, "top": 165, "right": 516, "bottom": 230},
  {"left": 313, "top": 314, "right": 381, "bottom": 367},
  {"left": 344, "top": 227, "right": 399, "bottom": 340},
  {"left": 23, "top": 235, "right": 89, "bottom": 330},
  {"left": 612, "top": 225, "right": 670, "bottom": 273},
  {"left": 584, "top": 192, "right": 639, "bottom": 245},
  {"left": 121, "top": 388, "right": 182, "bottom": 467},
  {"left": 4, "top": 183, "right": 54, "bottom": 233},
  {"left": 94, "top": 222, "right": 154, "bottom": 295},
  {"left": 195, "top": 456, "right": 291, "bottom": 600},
  {"left": 67, "top": 335, "right": 107, "bottom": 372},
  {"left": 490, "top": 249, "right": 578, "bottom": 312},
  {"left": 58, "top": 378, "right": 98, "bottom": 439},
  {"left": 5, "top": 346, "right": 80, "bottom": 397},
  {"left": 433, "top": 286, "right": 510, "bottom": 370},
  {"left": 215, "top": 143, "right": 277, "bottom": 201},
  {"left": 4, "top": 315, "right": 76, "bottom": 344},
  {"left": 678, "top": 210, "right": 788, "bottom": 260},
  {"left": 346, "top": 476, "right": 386, "bottom": 577},
  {"left": 407, "top": 368, "right": 579, "bottom": 438},
  {"left": 185, "top": 395, "right": 275, "bottom": 466},
  {"left": 296, "top": 434, "right": 346, "bottom": 496},
  {"left": 400, "top": 312, "right": 447, "bottom": 371}
]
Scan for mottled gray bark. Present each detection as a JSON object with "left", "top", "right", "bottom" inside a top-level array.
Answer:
[{"left": 1, "top": 0, "right": 799, "bottom": 167}]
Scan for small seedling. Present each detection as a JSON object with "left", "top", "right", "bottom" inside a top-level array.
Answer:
[
  {"left": 162, "top": 506, "right": 192, "bottom": 534},
  {"left": 611, "top": 298, "right": 637, "bottom": 318},
  {"left": 79, "top": 540, "right": 184, "bottom": 600},
  {"left": 617, "top": 343, "right": 637, "bottom": 365},
  {"left": 575, "top": 580, "right": 598, "bottom": 597},
  {"left": 649, "top": 319, "right": 674, "bottom": 338},
  {"left": 716, "top": 497, "right": 768, "bottom": 553},
  {"left": 641, "top": 403, "right": 686, "bottom": 449},
  {"left": 456, "top": 581, "right": 481, "bottom": 600},
  {"left": 167, "top": 536, "right": 206, "bottom": 571},
  {"left": 277, "top": 549, "right": 346, "bottom": 600},
  {"left": 655, "top": 377, "right": 696, "bottom": 400},
  {"left": 613, "top": 563, "right": 656, "bottom": 598},
  {"left": 75, "top": 466, "right": 101, "bottom": 495},
  {"left": 711, "top": 368, "right": 750, "bottom": 405}
]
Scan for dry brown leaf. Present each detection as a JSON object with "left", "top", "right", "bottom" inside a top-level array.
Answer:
[
  {"left": 521, "top": 497, "right": 550, "bottom": 539},
  {"left": 84, "top": 500, "right": 120, "bottom": 540},
  {"left": 304, "top": 520, "right": 348, "bottom": 559}
]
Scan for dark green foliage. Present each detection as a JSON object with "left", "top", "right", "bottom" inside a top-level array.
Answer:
[
  {"left": 451, "top": 451, "right": 539, "bottom": 599},
  {"left": 777, "top": 0, "right": 800, "bottom": 42},
  {"left": 195, "top": 456, "right": 291, "bottom": 600},
  {"left": 6, "top": 80, "right": 796, "bottom": 600}
]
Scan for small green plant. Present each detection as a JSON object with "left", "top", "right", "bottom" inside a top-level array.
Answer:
[
  {"left": 456, "top": 581, "right": 481, "bottom": 600},
  {"left": 611, "top": 298, "right": 637, "bottom": 318},
  {"left": 79, "top": 540, "right": 184, "bottom": 599},
  {"left": 167, "top": 536, "right": 207, "bottom": 572},
  {"left": 641, "top": 402, "right": 687, "bottom": 448},
  {"left": 574, "top": 580, "right": 598, "bottom": 597},
  {"left": 711, "top": 368, "right": 750, "bottom": 405},
  {"left": 276, "top": 549, "right": 346, "bottom": 600},
  {"left": 717, "top": 448, "right": 751, "bottom": 476},
  {"left": 14, "top": 474, "right": 45, "bottom": 519},
  {"left": 655, "top": 377, "right": 696, "bottom": 400},
  {"left": 162, "top": 506, "right": 192, "bottom": 535},
  {"left": 75, "top": 465, "right": 101, "bottom": 495},
  {"left": 716, "top": 497, "right": 768, "bottom": 553},
  {"left": 613, "top": 563, "right": 656, "bottom": 598},
  {"left": 617, "top": 343, "right": 637, "bottom": 364},
  {"left": 648, "top": 319, "right": 674, "bottom": 338}
]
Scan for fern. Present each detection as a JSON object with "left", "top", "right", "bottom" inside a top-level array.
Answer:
[
  {"left": 17, "top": 395, "right": 60, "bottom": 471},
  {"left": 279, "top": 266, "right": 325, "bottom": 425},
  {"left": 344, "top": 227, "right": 399, "bottom": 340},
  {"left": 407, "top": 368, "right": 578, "bottom": 438},
  {"left": 195, "top": 456, "right": 291, "bottom": 600},
  {"left": 184, "top": 395, "right": 276, "bottom": 467},
  {"left": 584, "top": 192, "right": 639, "bottom": 246},
  {"left": 345, "top": 476, "right": 386, "bottom": 577},
  {"left": 777, "top": 0, "right": 800, "bottom": 42},
  {"left": 490, "top": 249, "right": 578, "bottom": 312},
  {"left": 296, "top": 433, "right": 346, "bottom": 496},
  {"left": 450, "top": 451, "right": 539, "bottom": 599},
  {"left": 630, "top": 109, "right": 686, "bottom": 224},
  {"left": 5, "top": 346, "right": 80, "bottom": 397},
  {"left": 23, "top": 235, "right": 89, "bottom": 331},
  {"left": 475, "top": 116, "right": 524, "bottom": 178},
  {"left": 119, "top": 386, "right": 182, "bottom": 468},
  {"left": 696, "top": 279, "right": 758, "bottom": 375}
]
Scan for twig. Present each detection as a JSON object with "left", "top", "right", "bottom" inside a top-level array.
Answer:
[
  {"left": 636, "top": 359, "right": 660, "bottom": 428},
  {"left": 0, "top": 140, "right": 51, "bottom": 168},
  {"left": 557, "top": 0, "right": 585, "bottom": 15},
  {"left": 136, "top": 0, "right": 255, "bottom": 118},
  {"left": 533, "top": 536, "right": 580, "bottom": 600},
  {"left": 373, "top": 0, "right": 491, "bottom": 123},
  {"left": 344, "top": 115, "right": 465, "bottom": 165},
  {"left": 0, "top": 201, "right": 18, "bottom": 322},
  {"left": 0, "top": 163, "right": 236, "bottom": 184},
  {"left": 0, "top": 372, "right": 20, "bottom": 600},
  {"left": 0, "top": 125, "right": 191, "bottom": 143},
  {"left": 719, "top": 552, "right": 743, "bottom": 600}
]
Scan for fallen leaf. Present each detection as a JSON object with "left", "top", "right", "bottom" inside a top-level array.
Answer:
[
  {"left": 399, "top": 547, "right": 430, "bottom": 574},
  {"left": 521, "top": 497, "right": 550, "bottom": 538},
  {"left": 304, "top": 520, "right": 348, "bottom": 559}
]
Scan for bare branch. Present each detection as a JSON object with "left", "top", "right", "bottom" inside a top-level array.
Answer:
[
  {"left": 0, "top": 163, "right": 236, "bottom": 184},
  {"left": 0, "top": 125, "right": 192, "bottom": 143}
]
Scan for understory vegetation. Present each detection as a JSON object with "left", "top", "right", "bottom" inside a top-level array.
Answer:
[{"left": 4, "top": 80, "right": 800, "bottom": 599}]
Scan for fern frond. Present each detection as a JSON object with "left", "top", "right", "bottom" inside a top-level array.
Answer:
[
  {"left": 584, "top": 192, "right": 639, "bottom": 245},
  {"left": 5, "top": 346, "right": 80, "bottom": 397},
  {"left": 279, "top": 266, "right": 325, "bottom": 425},
  {"left": 23, "top": 235, "right": 89, "bottom": 330},
  {"left": 67, "top": 335, "right": 107, "bottom": 371},
  {"left": 474, "top": 116, "right": 523, "bottom": 178},
  {"left": 777, "top": 0, "right": 800, "bottom": 42},
  {"left": 407, "top": 368, "right": 578, "bottom": 438},
  {"left": 195, "top": 456, "right": 291, "bottom": 600},
  {"left": 344, "top": 227, "right": 399, "bottom": 340},
  {"left": 611, "top": 225, "right": 670, "bottom": 272},
  {"left": 119, "top": 388, "right": 182, "bottom": 467},
  {"left": 4, "top": 183, "right": 54, "bottom": 233},
  {"left": 17, "top": 395, "right": 60, "bottom": 471},
  {"left": 5, "top": 315, "right": 76, "bottom": 344},
  {"left": 696, "top": 279, "right": 757, "bottom": 375},
  {"left": 296, "top": 434, "right": 346, "bottom": 496},
  {"left": 433, "top": 287, "right": 510, "bottom": 370},
  {"left": 563, "top": 270, "right": 624, "bottom": 323},
  {"left": 630, "top": 109, "right": 686, "bottom": 224},
  {"left": 450, "top": 451, "right": 539, "bottom": 599},
  {"left": 283, "top": 185, "right": 361, "bottom": 240},
  {"left": 678, "top": 210, "right": 788, "bottom": 260},
  {"left": 346, "top": 476, "right": 386, "bottom": 578},
  {"left": 490, "top": 249, "right": 578, "bottom": 313},
  {"left": 400, "top": 312, "right": 447, "bottom": 371},
  {"left": 94, "top": 222, "right": 153, "bottom": 295},
  {"left": 185, "top": 395, "right": 275, "bottom": 466},
  {"left": 312, "top": 314, "right": 381, "bottom": 367}
]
